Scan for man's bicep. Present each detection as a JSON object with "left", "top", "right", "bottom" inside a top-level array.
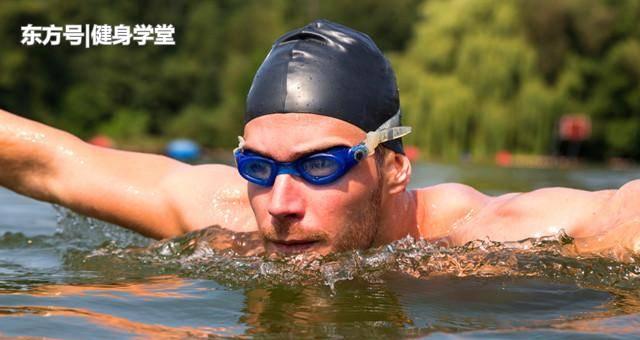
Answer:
[
  {"left": 48, "top": 144, "right": 193, "bottom": 239},
  {"left": 499, "top": 187, "right": 617, "bottom": 238}
]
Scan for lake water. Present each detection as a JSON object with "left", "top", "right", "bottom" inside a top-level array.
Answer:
[{"left": 1, "top": 161, "right": 640, "bottom": 338}]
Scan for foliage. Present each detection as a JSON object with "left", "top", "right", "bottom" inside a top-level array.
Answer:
[{"left": 0, "top": 0, "right": 638, "bottom": 160}]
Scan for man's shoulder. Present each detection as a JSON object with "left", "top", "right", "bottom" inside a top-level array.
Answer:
[
  {"left": 414, "top": 183, "right": 488, "bottom": 239},
  {"left": 160, "top": 163, "right": 256, "bottom": 233},
  {"left": 417, "top": 183, "right": 489, "bottom": 210}
]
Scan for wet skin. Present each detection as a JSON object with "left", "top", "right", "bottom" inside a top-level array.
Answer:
[{"left": 2, "top": 109, "right": 640, "bottom": 257}]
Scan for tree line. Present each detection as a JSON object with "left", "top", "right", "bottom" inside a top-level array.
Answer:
[{"left": 0, "top": 0, "right": 638, "bottom": 161}]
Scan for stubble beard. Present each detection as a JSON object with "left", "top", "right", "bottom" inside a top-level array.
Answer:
[
  {"left": 258, "top": 166, "right": 385, "bottom": 255},
  {"left": 332, "top": 177, "right": 384, "bottom": 253}
]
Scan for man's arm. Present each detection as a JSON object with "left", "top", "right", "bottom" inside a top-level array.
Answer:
[
  {"left": 0, "top": 109, "right": 251, "bottom": 239},
  {"left": 487, "top": 181, "right": 640, "bottom": 258},
  {"left": 566, "top": 180, "right": 640, "bottom": 257},
  {"left": 421, "top": 181, "right": 640, "bottom": 257}
]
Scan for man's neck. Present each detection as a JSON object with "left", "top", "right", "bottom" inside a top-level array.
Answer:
[{"left": 373, "top": 190, "right": 420, "bottom": 247}]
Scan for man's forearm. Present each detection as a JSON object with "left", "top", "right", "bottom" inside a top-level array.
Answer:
[
  {"left": 0, "top": 108, "right": 193, "bottom": 238},
  {"left": 0, "top": 109, "right": 77, "bottom": 202}
]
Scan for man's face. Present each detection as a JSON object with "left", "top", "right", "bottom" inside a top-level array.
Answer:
[{"left": 242, "top": 113, "right": 384, "bottom": 255}]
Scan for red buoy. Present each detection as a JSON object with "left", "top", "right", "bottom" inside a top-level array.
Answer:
[
  {"left": 405, "top": 145, "right": 420, "bottom": 161},
  {"left": 559, "top": 114, "right": 591, "bottom": 142},
  {"left": 88, "top": 135, "right": 114, "bottom": 148}
]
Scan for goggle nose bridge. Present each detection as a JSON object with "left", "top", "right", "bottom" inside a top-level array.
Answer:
[{"left": 273, "top": 162, "right": 300, "bottom": 177}]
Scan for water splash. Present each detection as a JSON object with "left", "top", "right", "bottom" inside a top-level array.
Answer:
[
  {"left": 0, "top": 203, "right": 632, "bottom": 295},
  {"left": 53, "top": 205, "right": 151, "bottom": 248},
  {"left": 60, "top": 223, "right": 640, "bottom": 292},
  {"left": 11, "top": 207, "right": 634, "bottom": 291}
]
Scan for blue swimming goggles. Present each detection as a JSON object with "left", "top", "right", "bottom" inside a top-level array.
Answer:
[{"left": 233, "top": 111, "right": 411, "bottom": 187}]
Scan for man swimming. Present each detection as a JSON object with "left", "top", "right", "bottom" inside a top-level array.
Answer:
[{"left": 1, "top": 20, "right": 639, "bottom": 256}]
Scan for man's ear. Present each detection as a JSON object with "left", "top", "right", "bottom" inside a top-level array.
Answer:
[{"left": 381, "top": 151, "right": 412, "bottom": 195}]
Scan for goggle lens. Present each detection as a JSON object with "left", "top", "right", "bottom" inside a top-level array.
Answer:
[
  {"left": 299, "top": 155, "right": 341, "bottom": 178},
  {"left": 235, "top": 148, "right": 353, "bottom": 186},
  {"left": 239, "top": 157, "right": 274, "bottom": 182}
]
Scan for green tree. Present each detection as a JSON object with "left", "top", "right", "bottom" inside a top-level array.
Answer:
[{"left": 396, "top": 0, "right": 561, "bottom": 160}]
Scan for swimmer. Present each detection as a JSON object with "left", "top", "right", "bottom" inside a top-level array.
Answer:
[{"left": 1, "top": 20, "right": 639, "bottom": 256}]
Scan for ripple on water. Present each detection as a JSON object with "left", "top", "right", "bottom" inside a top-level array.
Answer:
[{"left": 3, "top": 208, "right": 640, "bottom": 337}]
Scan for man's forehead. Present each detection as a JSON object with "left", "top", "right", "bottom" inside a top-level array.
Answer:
[{"left": 242, "top": 113, "right": 365, "bottom": 159}]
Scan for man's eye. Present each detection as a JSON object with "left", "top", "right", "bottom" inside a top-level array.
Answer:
[
  {"left": 245, "top": 161, "right": 272, "bottom": 179},
  {"left": 301, "top": 157, "right": 339, "bottom": 177}
]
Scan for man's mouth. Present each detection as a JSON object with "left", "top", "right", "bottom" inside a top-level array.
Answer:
[{"left": 268, "top": 239, "right": 321, "bottom": 254}]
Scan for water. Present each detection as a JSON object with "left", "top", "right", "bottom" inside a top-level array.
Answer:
[{"left": 2, "top": 162, "right": 640, "bottom": 338}]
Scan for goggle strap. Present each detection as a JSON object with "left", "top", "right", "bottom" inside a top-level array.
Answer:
[
  {"left": 235, "top": 109, "right": 411, "bottom": 155},
  {"left": 377, "top": 108, "right": 402, "bottom": 130},
  {"left": 234, "top": 136, "right": 246, "bottom": 153},
  {"left": 364, "top": 126, "right": 412, "bottom": 155}
]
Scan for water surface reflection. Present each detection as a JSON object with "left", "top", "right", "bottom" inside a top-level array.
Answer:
[{"left": 2, "top": 162, "right": 640, "bottom": 338}]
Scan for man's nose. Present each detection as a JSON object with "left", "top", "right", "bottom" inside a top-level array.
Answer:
[{"left": 268, "top": 174, "right": 305, "bottom": 220}]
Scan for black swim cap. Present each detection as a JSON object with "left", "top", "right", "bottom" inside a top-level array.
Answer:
[{"left": 245, "top": 19, "right": 404, "bottom": 153}]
